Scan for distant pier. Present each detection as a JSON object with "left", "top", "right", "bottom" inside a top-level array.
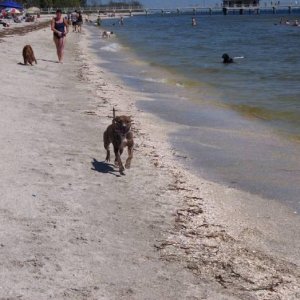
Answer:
[
  {"left": 146, "top": 5, "right": 300, "bottom": 16},
  {"left": 40, "top": 5, "right": 300, "bottom": 16}
]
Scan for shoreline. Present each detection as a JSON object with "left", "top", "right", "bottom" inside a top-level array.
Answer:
[
  {"left": 0, "top": 22, "right": 299, "bottom": 299},
  {"left": 95, "top": 14, "right": 300, "bottom": 214},
  {"left": 82, "top": 25, "right": 300, "bottom": 298}
]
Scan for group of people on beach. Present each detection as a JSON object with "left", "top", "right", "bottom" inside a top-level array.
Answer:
[
  {"left": 68, "top": 10, "right": 83, "bottom": 33},
  {"left": 0, "top": 12, "right": 37, "bottom": 27}
]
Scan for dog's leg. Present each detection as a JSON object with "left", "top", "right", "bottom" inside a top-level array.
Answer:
[
  {"left": 114, "top": 146, "right": 125, "bottom": 174},
  {"left": 105, "top": 149, "right": 110, "bottom": 162},
  {"left": 119, "top": 147, "right": 124, "bottom": 156},
  {"left": 118, "top": 146, "right": 125, "bottom": 168},
  {"left": 103, "top": 130, "right": 111, "bottom": 162},
  {"left": 125, "top": 134, "right": 134, "bottom": 169},
  {"left": 113, "top": 146, "right": 119, "bottom": 167}
]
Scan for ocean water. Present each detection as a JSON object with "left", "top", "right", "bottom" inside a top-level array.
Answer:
[{"left": 87, "top": 14, "right": 300, "bottom": 211}]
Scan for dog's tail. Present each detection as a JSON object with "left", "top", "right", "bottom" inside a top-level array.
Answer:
[{"left": 112, "top": 107, "right": 116, "bottom": 124}]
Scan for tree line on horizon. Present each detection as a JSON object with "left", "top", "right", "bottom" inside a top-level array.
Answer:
[{"left": 15, "top": 0, "right": 143, "bottom": 8}]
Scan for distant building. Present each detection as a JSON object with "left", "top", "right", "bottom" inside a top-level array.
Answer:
[{"left": 223, "top": 0, "right": 259, "bottom": 7}]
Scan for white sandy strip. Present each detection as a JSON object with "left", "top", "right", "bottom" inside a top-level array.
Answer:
[{"left": 0, "top": 24, "right": 298, "bottom": 300}]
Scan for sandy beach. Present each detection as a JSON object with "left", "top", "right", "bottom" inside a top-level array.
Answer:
[{"left": 0, "top": 21, "right": 299, "bottom": 300}]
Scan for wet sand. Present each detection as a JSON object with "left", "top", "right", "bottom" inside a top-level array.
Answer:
[{"left": 0, "top": 22, "right": 299, "bottom": 299}]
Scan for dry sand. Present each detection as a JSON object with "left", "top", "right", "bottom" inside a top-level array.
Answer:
[{"left": 0, "top": 22, "right": 299, "bottom": 300}]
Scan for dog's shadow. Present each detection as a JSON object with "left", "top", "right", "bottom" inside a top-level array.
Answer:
[
  {"left": 91, "top": 158, "right": 121, "bottom": 177},
  {"left": 17, "top": 62, "right": 31, "bottom": 66}
]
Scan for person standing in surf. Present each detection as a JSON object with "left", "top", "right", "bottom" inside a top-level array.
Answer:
[
  {"left": 192, "top": 17, "right": 197, "bottom": 26},
  {"left": 51, "top": 9, "right": 69, "bottom": 63}
]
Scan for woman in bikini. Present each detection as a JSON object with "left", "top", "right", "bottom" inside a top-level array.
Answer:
[{"left": 51, "top": 9, "right": 69, "bottom": 63}]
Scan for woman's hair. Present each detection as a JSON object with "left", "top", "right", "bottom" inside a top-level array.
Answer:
[{"left": 56, "top": 9, "right": 62, "bottom": 14}]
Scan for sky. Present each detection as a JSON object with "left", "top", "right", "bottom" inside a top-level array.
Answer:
[
  {"left": 89, "top": 1, "right": 218, "bottom": 8},
  {"left": 137, "top": 1, "right": 205, "bottom": 8}
]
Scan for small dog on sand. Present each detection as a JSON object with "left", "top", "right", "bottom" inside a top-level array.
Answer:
[
  {"left": 103, "top": 108, "right": 133, "bottom": 175},
  {"left": 102, "top": 31, "right": 113, "bottom": 38},
  {"left": 222, "top": 53, "right": 234, "bottom": 64},
  {"left": 22, "top": 45, "right": 37, "bottom": 66}
]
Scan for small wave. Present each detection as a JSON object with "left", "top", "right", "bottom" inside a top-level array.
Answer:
[
  {"left": 144, "top": 77, "right": 167, "bottom": 83},
  {"left": 122, "top": 74, "right": 166, "bottom": 84},
  {"left": 169, "top": 78, "right": 201, "bottom": 88},
  {"left": 100, "top": 43, "right": 121, "bottom": 53}
]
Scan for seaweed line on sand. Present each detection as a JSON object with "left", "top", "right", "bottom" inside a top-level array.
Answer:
[
  {"left": 0, "top": 21, "right": 50, "bottom": 42},
  {"left": 153, "top": 167, "right": 300, "bottom": 300}
]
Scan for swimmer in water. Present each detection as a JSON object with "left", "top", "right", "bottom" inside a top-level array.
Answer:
[
  {"left": 192, "top": 17, "right": 197, "bottom": 26},
  {"left": 222, "top": 53, "right": 234, "bottom": 64}
]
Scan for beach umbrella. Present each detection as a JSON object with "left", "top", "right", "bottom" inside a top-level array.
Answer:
[
  {"left": 5, "top": 7, "right": 21, "bottom": 14},
  {"left": 27, "top": 7, "right": 40, "bottom": 14}
]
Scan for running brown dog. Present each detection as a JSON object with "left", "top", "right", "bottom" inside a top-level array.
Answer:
[
  {"left": 22, "top": 45, "right": 37, "bottom": 66},
  {"left": 103, "top": 108, "right": 134, "bottom": 175}
]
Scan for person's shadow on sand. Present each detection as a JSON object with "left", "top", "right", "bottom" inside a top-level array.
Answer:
[
  {"left": 38, "top": 59, "right": 60, "bottom": 64},
  {"left": 91, "top": 158, "right": 121, "bottom": 177},
  {"left": 18, "top": 59, "right": 59, "bottom": 66}
]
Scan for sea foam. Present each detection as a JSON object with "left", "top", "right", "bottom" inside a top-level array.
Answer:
[{"left": 100, "top": 43, "right": 121, "bottom": 53}]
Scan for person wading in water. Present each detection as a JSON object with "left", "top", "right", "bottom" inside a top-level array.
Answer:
[{"left": 51, "top": 9, "right": 69, "bottom": 63}]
